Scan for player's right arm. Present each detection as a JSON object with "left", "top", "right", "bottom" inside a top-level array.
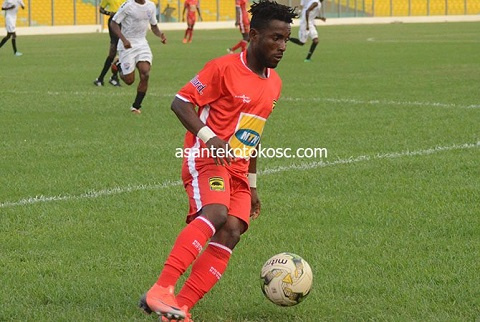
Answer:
[
  {"left": 171, "top": 98, "right": 233, "bottom": 166},
  {"left": 110, "top": 20, "right": 130, "bottom": 47},
  {"left": 111, "top": 2, "right": 131, "bottom": 48}
]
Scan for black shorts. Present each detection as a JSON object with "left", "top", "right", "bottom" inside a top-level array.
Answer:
[{"left": 108, "top": 15, "right": 120, "bottom": 45}]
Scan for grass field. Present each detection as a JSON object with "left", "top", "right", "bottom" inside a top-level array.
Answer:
[{"left": 1, "top": 21, "right": 479, "bottom": 321}]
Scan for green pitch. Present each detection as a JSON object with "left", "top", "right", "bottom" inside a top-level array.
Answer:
[{"left": 1, "top": 22, "right": 479, "bottom": 321}]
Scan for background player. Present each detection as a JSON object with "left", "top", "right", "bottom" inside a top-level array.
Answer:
[
  {"left": 289, "top": 0, "right": 326, "bottom": 62},
  {"left": 0, "top": 0, "right": 24, "bottom": 56},
  {"left": 182, "top": 0, "right": 202, "bottom": 44},
  {"left": 138, "top": 1, "right": 296, "bottom": 321},
  {"left": 93, "top": 0, "right": 124, "bottom": 87},
  {"left": 110, "top": 0, "right": 167, "bottom": 114},
  {"left": 227, "top": 0, "right": 250, "bottom": 54}
]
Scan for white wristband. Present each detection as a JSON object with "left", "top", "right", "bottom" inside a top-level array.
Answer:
[
  {"left": 248, "top": 173, "right": 257, "bottom": 188},
  {"left": 197, "top": 126, "right": 216, "bottom": 144}
]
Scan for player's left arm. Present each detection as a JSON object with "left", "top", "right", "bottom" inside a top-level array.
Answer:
[
  {"left": 319, "top": 2, "right": 326, "bottom": 22},
  {"left": 197, "top": 6, "right": 202, "bottom": 21},
  {"left": 249, "top": 148, "right": 261, "bottom": 220},
  {"left": 151, "top": 24, "right": 166, "bottom": 44}
]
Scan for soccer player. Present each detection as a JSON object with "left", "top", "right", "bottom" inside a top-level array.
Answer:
[
  {"left": 227, "top": 0, "right": 250, "bottom": 54},
  {"left": 138, "top": 1, "right": 296, "bottom": 321},
  {"left": 182, "top": 0, "right": 202, "bottom": 44},
  {"left": 289, "top": 0, "right": 326, "bottom": 62},
  {"left": 0, "top": 0, "right": 24, "bottom": 56},
  {"left": 93, "top": 0, "right": 124, "bottom": 87},
  {"left": 161, "top": 4, "right": 175, "bottom": 22},
  {"left": 110, "top": 0, "right": 167, "bottom": 114}
]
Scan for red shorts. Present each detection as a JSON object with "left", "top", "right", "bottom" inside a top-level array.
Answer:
[
  {"left": 187, "top": 13, "right": 196, "bottom": 26},
  {"left": 182, "top": 161, "right": 251, "bottom": 227}
]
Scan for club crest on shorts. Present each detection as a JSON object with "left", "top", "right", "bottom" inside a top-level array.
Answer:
[{"left": 209, "top": 177, "right": 225, "bottom": 191}]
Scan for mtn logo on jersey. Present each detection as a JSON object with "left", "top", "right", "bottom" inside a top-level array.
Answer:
[
  {"left": 209, "top": 177, "right": 225, "bottom": 191},
  {"left": 235, "top": 129, "right": 260, "bottom": 147},
  {"left": 190, "top": 75, "right": 206, "bottom": 95},
  {"left": 229, "top": 112, "right": 267, "bottom": 158}
]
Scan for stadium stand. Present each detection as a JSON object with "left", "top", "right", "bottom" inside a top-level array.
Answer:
[
  {"left": 1, "top": 0, "right": 478, "bottom": 28},
  {"left": 0, "top": 0, "right": 97, "bottom": 27},
  {"left": 340, "top": 0, "right": 480, "bottom": 16},
  {"left": 155, "top": 0, "right": 236, "bottom": 22},
  {"left": 283, "top": 0, "right": 480, "bottom": 17}
]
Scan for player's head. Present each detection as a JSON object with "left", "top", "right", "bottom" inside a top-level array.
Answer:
[{"left": 248, "top": 0, "right": 297, "bottom": 68}]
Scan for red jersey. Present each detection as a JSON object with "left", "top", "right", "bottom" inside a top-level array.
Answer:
[
  {"left": 177, "top": 51, "right": 282, "bottom": 174},
  {"left": 184, "top": 0, "right": 198, "bottom": 17},
  {"left": 236, "top": 0, "right": 247, "bottom": 10}
]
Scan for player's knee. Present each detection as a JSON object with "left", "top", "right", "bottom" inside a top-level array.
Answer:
[
  {"left": 201, "top": 204, "right": 228, "bottom": 230},
  {"left": 222, "top": 229, "right": 241, "bottom": 248},
  {"left": 225, "top": 226, "right": 242, "bottom": 246},
  {"left": 123, "top": 76, "right": 135, "bottom": 85},
  {"left": 211, "top": 220, "right": 245, "bottom": 249},
  {"left": 141, "top": 71, "right": 150, "bottom": 81}
]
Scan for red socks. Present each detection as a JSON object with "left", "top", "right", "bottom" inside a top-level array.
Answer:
[
  {"left": 154, "top": 217, "right": 232, "bottom": 310},
  {"left": 156, "top": 217, "right": 215, "bottom": 288},
  {"left": 231, "top": 40, "right": 248, "bottom": 52},
  {"left": 188, "top": 28, "right": 193, "bottom": 41},
  {"left": 176, "top": 242, "right": 232, "bottom": 310},
  {"left": 184, "top": 28, "right": 193, "bottom": 41}
]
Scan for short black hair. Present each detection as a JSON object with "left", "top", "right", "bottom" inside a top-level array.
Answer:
[{"left": 249, "top": 0, "right": 297, "bottom": 31}]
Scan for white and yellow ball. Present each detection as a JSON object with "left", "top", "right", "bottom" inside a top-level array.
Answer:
[{"left": 260, "top": 252, "right": 313, "bottom": 306}]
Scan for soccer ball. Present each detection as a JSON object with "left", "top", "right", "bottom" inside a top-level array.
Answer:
[{"left": 260, "top": 252, "right": 313, "bottom": 307}]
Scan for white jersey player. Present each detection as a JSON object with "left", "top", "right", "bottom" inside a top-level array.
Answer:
[
  {"left": 0, "top": 0, "right": 25, "bottom": 56},
  {"left": 290, "top": 0, "right": 326, "bottom": 62},
  {"left": 110, "top": 0, "right": 167, "bottom": 114}
]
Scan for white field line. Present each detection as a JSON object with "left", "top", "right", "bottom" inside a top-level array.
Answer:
[
  {"left": 366, "top": 37, "right": 480, "bottom": 43},
  {"left": 0, "top": 180, "right": 182, "bottom": 209},
  {"left": 281, "top": 96, "right": 480, "bottom": 109},
  {"left": 4, "top": 90, "right": 480, "bottom": 109},
  {"left": 1, "top": 142, "right": 478, "bottom": 209}
]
